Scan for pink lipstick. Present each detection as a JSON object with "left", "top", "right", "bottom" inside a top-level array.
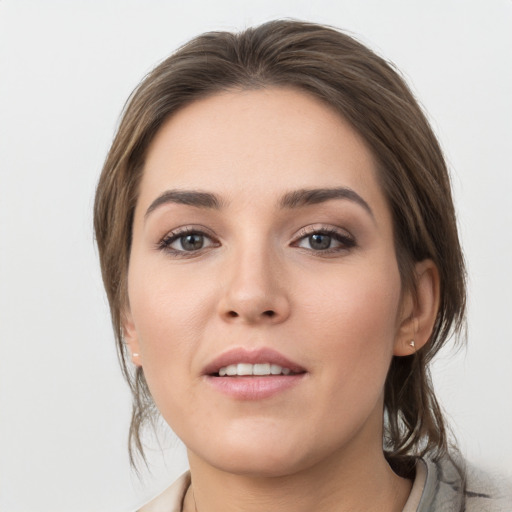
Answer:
[{"left": 203, "top": 347, "right": 306, "bottom": 400}]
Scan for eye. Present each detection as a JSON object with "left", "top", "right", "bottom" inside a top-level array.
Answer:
[
  {"left": 175, "top": 233, "right": 208, "bottom": 251},
  {"left": 294, "top": 227, "right": 356, "bottom": 252},
  {"left": 158, "top": 228, "right": 218, "bottom": 255},
  {"left": 303, "top": 233, "right": 333, "bottom": 250}
]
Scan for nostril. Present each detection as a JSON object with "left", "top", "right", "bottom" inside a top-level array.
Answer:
[{"left": 224, "top": 309, "right": 278, "bottom": 320}]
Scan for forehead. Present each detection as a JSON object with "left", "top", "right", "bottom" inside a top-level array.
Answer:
[{"left": 138, "top": 87, "right": 387, "bottom": 215}]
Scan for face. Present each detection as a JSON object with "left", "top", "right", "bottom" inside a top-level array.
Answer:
[{"left": 124, "top": 88, "right": 411, "bottom": 477}]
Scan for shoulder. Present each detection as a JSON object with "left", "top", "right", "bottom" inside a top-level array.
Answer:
[
  {"left": 419, "top": 455, "right": 512, "bottom": 512},
  {"left": 137, "top": 471, "right": 191, "bottom": 512},
  {"left": 464, "top": 463, "right": 512, "bottom": 512}
]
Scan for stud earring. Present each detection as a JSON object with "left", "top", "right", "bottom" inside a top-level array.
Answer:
[{"left": 409, "top": 340, "right": 415, "bottom": 349}]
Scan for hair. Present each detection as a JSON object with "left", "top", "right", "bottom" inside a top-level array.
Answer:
[{"left": 94, "top": 19, "right": 466, "bottom": 473}]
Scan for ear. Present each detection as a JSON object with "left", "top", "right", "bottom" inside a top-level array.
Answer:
[
  {"left": 393, "top": 259, "right": 440, "bottom": 356},
  {"left": 122, "top": 308, "right": 143, "bottom": 367}
]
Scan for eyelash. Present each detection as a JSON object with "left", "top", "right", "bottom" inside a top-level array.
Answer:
[
  {"left": 157, "top": 227, "right": 219, "bottom": 257},
  {"left": 157, "top": 225, "right": 356, "bottom": 257},
  {"left": 291, "top": 226, "right": 356, "bottom": 254}
]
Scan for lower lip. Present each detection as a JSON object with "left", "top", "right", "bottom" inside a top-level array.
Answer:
[{"left": 204, "top": 374, "right": 305, "bottom": 400}]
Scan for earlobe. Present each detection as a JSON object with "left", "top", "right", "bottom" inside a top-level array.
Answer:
[
  {"left": 122, "top": 309, "right": 143, "bottom": 366},
  {"left": 394, "top": 259, "right": 440, "bottom": 356}
]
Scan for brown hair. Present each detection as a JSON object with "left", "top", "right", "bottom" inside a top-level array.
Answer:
[{"left": 94, "top": 19, "right": 466, "bottom": 471}]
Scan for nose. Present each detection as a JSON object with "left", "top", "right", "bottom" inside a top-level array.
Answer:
[{"left": 217, "top": 246, "right": 291, "bottom": 325}]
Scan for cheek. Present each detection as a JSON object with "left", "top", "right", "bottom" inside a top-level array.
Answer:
[
  {"left": 126, "top": 260, "right": 217, "bottom": 394},
  {"left": 297, "top": 261, "right": 402, "bottom": 380}
]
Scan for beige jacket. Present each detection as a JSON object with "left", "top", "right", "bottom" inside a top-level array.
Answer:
[{"left": 138, "top": 457, "right": 512, "bottom": 512}]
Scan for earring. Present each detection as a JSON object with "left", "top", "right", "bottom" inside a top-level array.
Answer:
[{"left": 409, "top": 340, "right": 415, "bottom": 349}]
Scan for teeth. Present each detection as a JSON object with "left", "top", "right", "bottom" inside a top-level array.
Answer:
[
  {"left": 238, "top": 363, "right": 253, "bottom": 375},
  {"left": 217, "top": 363, "right": 294, "bottom": 376},
  {"left": 252, "top": 363, "right": 269, "bottom": 375},
  {"left": 270, "top": 364, "right": 282, "bottom": 375}
]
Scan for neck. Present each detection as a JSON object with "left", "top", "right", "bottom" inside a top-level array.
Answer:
[{"left": 184, "top": 439, "right": 411, "bottom": 512}]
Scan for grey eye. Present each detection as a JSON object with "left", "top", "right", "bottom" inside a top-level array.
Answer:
[
  {"left": 295, "top": 229, "right": 355, "bottom": 252},
  {"left": 308, "top": 234, "right": 332, "bottom": 250},
  {"left": 179, "top": 233, "right": 205, "bottom": 251},
  {"left": 160, "top": 228, "right": 218, "bottom": 255}
]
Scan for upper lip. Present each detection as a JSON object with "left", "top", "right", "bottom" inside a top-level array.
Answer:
[{"left": 202, "top": 347, "right": 306, "bottom": 376}]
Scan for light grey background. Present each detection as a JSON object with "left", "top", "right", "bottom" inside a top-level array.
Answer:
[{"left": 0, "top": 1, "right": 511, "bottom": 511}]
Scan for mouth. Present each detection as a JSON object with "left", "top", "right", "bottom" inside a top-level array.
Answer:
[
  {"left": 216, "top": 363, "right": 299, "bottom": 377},
  {"left": 203, "top": 347, "right": 306, "bottom": 377},
  {"left": 203, "top": 348, "right": 306, "bottom": 399}
]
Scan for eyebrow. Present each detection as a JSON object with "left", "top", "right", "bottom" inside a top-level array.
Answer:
[
  {"left": 144, "top": 186, "right": 374, "bottom": 220},
  {"left": 145, "top": 190, "right": 222, "bottom": 219},
  {"left": 280, "top": 187, "right": 374, "bottom": 218}
]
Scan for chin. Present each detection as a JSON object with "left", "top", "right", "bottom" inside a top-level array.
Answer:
[
  {"left": 212, "top": 453, "right": 308, "bottom": 478},
  {"left": 189, "top": 432, "right": 320, "bottom": 478}
]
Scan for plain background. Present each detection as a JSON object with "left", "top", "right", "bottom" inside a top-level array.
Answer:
[{"left": 0, "top": 1, "right": 511, "bottom": 510}]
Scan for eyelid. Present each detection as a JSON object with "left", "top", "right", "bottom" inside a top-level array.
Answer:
[
  {"left": 291, "top": 224, "right": 356, "bottom": 252},
  {"left": 157, "top": 225, "right": 220, "bottom": 255},
  {"left": 293, "top": 224, "right": 353, "bottom": 240}
]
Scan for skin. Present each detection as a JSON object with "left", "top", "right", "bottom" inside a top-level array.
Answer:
[{"left": 124, "top": 87, "right": 440, "bottom": 512}]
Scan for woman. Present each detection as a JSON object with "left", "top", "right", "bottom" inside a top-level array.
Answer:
[{"left": 94, "top": 20, "right": 509, "bottom": 511}]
